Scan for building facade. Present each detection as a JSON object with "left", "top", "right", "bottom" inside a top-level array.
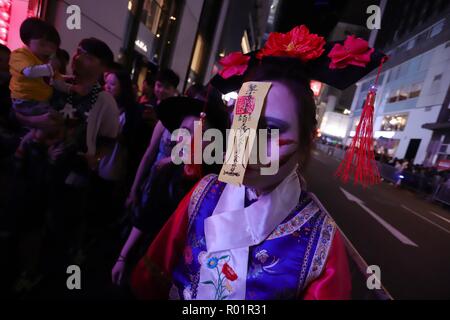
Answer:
[{"left": 345, "top": 1, "right": 450, "bottom": 166}]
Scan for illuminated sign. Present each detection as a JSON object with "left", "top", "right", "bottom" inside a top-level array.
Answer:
[{"left": 135, "top": 39, "right": 148, "bottom": 53}]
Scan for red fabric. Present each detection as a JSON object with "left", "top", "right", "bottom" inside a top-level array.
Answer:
[
  {"left": 130, "top": 183, "right": 199, "bottom": 299},
  {"left": 218, "top": 51, "right": 250, "bottom": 79},
  {"left": 302, "top": 230, "right": 352, "bottom": 300},
  {"left": 328, "top": 35, "right": 374, "bottom": 69},
  {"left": 257, "top": 25, "right": 325, "bottom": 62}
]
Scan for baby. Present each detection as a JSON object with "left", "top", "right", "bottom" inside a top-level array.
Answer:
[{"left": 9, "top": 18, "right": 83, "bottom": 128}]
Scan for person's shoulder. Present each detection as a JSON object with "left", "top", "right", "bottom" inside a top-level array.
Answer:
[
  {"left": 10, "top": 47, "right": 34, "bottom": 59},
  {"left": 11, "top": 47, "right": 29, "bottom": 55},
  {"left": 97, "top": 90, "right": 116, "bottom": 104},
  {"left": 187, "top": 174, "right": 220, "bottom": 216},
  {"left": 97, "top": 91, "right": 119, "bottom": 111}
]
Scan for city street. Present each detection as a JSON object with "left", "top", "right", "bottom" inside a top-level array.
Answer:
[{"left": 304, "top": 148, "right": 450, "bottom": 299}]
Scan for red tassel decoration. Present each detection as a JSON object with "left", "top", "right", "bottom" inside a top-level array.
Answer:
[
  {"left": 335, "top": 86, "right": 380, "bottom": 187},
  {"left": 335, "top": 56, "right": 387, "bottom": 187}
]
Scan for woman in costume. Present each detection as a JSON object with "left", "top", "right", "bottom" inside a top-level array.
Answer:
[
  {"left": 131, "top": 25, "right": 387, "bottom": 300},
  {"left": 112, "top": 94, "right": 229, "bottom": 286}
]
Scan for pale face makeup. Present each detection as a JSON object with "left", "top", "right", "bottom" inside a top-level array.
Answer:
[{"left": 243, "top": 81, "right": 301, "bottom": 194}]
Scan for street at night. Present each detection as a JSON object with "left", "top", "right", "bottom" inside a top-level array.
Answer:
[{"left": 305, "top": 147, "right": 450, "bottom": 299}]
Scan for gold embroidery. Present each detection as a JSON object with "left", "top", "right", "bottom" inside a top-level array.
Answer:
[
  {"left": 303, "top": 214, "right": 336, "bottom": 290},
  {"left": 267, "top": 200, "right": 319, "bottom": 240},
  {"left": 187, "top": 174, "right": 217, "bottom": 230}
]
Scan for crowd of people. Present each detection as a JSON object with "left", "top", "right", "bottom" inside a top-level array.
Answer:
[
  {"left": 0, "top": 18, "right": 230, "bottom": 298},
  {"left": 318, "top": 139, "right": 449, "bottom": 196},
  {"left": 0, "top": 19, "right": 395, "bottom": 300},
  {"left": 377, "top": 156, "right": 449, "bottom": 194}
]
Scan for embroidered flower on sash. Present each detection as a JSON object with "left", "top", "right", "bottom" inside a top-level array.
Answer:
[
  {"left": 222, "top": 263, "right": 238, "bottom": 281},
  {"left": 224, "top": 280, "right": 233, "bottom": 293},
  {"left": 201, "top": 255, "right": 236, "bottom": 300},
  {"left": 207, "top": 257, "right": 219, "bottom": 269}
]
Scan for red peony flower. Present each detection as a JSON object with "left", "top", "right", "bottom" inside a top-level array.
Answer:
[
  {"left": 222, "top": 263, "right": 238, "bottom": 281},
  {"left": 218, "top": 52, "right": 250, "bottom": 79},
  {"left": 257, "top": 25, "right": 325, "bottom": 62},
  {"left": 328, "top": 35, "right": 375, "bottom": 69}
]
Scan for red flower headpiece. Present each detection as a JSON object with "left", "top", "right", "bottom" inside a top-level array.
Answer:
[
  {"left": 328, "top": 35, "right": 374, "bottom": 69},
  {"left": 218, "top": 51, "right": 250, "bottom": 79},
  {"left": 216, "top": 25, "right": 378, "bottom": 83},
  {"left": 257, "top": 25, "right": 326, "bottom": 61}
]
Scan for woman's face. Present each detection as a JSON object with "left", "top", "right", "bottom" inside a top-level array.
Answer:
[
  {"left": 105, "top": 73, "right": 121, "bottom": 98},
  {"left": 243, "top": 81, "right": 301, "bottom": 193}
]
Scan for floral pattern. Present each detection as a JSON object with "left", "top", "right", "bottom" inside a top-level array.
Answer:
[
  {"left": 248, "top": 250, "right": 280, "bottom": 279},
  {"left": 200, "top": 255, "right": 237, "bottom": 300},
  {"left": 218, "top": 51, "right": 250, "bottom": 79},
  {"left": 257, "top": 25, "right": 326, "bottom": 62},
  {"left": 328, "top": 35, "right": 374, "bottom": 69}
]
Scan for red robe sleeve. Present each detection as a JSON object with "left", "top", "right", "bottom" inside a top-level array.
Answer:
[
  {"left": 302, "top": 230, "right": 352, "bottom": 300},
  {"left": 130, "top": 182, "right": 199, "bottom": 299}
]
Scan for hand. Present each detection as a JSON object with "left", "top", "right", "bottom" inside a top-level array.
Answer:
[
  {"left": 48, "top": 143, "right": 65, "bottom": 162},
  {"left": 112, "top": 259, "right": 127, "bottom": 286},
  {"left": 15, "top": 129, "right": 35, "bottom": 157},
  {"left": 125, "top": 191, "right": 138, "bottom": 208},
  {"left": 21, "top": 129, "right": 36, "bottom": 145}
]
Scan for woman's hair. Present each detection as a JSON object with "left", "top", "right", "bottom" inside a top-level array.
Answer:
[
  {"left": 244, "top": 57, "right": 318, "bottom": 168},
  {"left": 109, "top": 69, "right": 136, "bottom": 110}
]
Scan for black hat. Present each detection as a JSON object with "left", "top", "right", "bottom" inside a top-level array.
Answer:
[
  {"left": 155, "top": 96, "right": 229, "bottom": 134},
  {"left": 210, "top": 26, "right": 387, "bottom": 93},
  {"left": 79, "top": 38, "right": 114, "bottom": 67}
]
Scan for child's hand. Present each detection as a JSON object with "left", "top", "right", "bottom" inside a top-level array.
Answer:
[
  {"left": 50, "top": 58, "right": 61, "bottom": 73},
  {"left": 48, "top": 143, "right": 65, "bottom": 162}
]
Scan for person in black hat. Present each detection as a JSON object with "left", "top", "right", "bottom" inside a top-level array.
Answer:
[
  {"left": 112, "top": 91, "right": 229, "bottom": 287},
  {"left": 131, "top": 25, "right": 387, "bottom": 300},
  {"left": 125, "top": 68, "right": 180, "bottom": 209}
]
